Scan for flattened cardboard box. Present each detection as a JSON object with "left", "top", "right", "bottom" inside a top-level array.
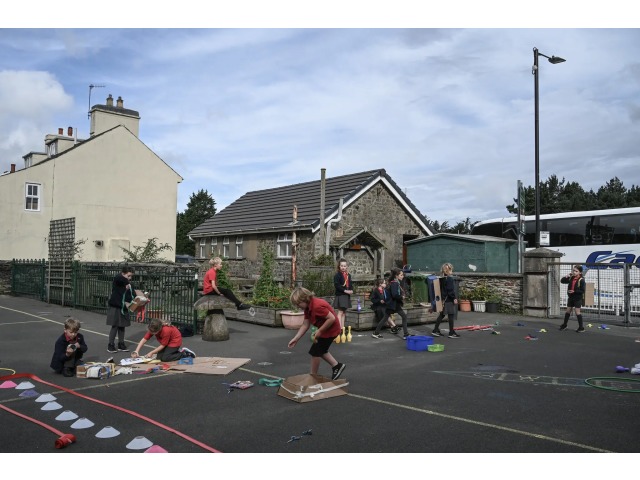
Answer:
[
  {"left": 277, "top": 373, "right": 348, "bottom": 403},
  {"left": 76, "top": 363, "right": 116, "bottom": 379},
  {"left": 126, "top": 290, "right": 148, "bottom": 312}
]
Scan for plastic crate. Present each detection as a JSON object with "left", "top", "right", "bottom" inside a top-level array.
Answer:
[
  {"left": 428, "top": 343, "right": 445, "bottom": 352},
  {"left": 406, "top": 335, "right": 434, "bottom": 351}
]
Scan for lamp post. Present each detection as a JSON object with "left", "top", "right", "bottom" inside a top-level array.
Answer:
[{"left": 533, "top": 47, "right": 565, "bottom": 248}]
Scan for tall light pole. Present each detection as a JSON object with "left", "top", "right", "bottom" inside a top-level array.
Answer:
[{"left": 533, "top": 47, "right": 565, "bottom": 248}]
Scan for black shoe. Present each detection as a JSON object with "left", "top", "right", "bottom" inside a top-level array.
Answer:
[
  {"left": 390, "top": 326, "right": 399, "bottom": 334},
  {"left": 431, "top": 330, "right": 442, "bottom": 337},
  {"left": 559, "top": 324, "right": 568, "bottom": 331},
  {"left": 107, "top": 344, "right": 117, "bottom": 353},
  {"left": 62, "top": 367, "right": 75, "bottom": 377},
  {"left": 371, "top": 333, "right": 383, "bottom": 339},
  {"left": 117, "top": 343, "right": 129, "bottom": 352},
  {"left": 448, "top": 332, "right": 461, "bottom": 338},
  {"left": 576, "top": 327, "right": 585, "bottom": 333},
  {"left": 237, "top": 303, "right": 252, "bottom": 310},
  {"left": 180, "top": 346, "right": 197, "bottom": 358},
  {"left": 331, "top": 362, "right": 346, "bottom": 380}
]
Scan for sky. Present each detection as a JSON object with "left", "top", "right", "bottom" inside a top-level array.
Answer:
[{"left": 1, "top": 5, "right": 639, "bottom": 231}]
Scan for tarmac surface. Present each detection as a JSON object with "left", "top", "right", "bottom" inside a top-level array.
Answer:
[{"left": 1, "top": 294, "right": 639, "bottom": 464}]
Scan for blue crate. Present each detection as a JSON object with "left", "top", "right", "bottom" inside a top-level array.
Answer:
[{"left": 406, "top": 335, "right": 434, "bottom": 351}]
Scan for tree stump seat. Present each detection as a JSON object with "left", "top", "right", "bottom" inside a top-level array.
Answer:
[{"left": 193, "top": 295, "right": 235, "bottom": 342}]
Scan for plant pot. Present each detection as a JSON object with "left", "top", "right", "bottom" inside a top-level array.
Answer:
[
  {"left": 458, "top": 300, "right": 472, "bottom": 312},
  {"left": 472, "top": 300, "right": 486, "bottom": 313},
  {"left": 280, "top": 310, "right": 305, "bottom": 329},
  {"left": 485, "top": 302, "right": 499, "bottom": 313}
]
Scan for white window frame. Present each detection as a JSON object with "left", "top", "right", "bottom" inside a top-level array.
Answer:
[
  {"left": 277, "top": 233, "right": 292, "bottom": 258},
  {"left": 199, "top": 238, "right": 206, "bottom": 258},
  {"left": 235, "top": 236, "right": 243, "bottom": 258},
  {"left": 25, "top": 183, "right": 41, "bottom": 211},
  {"left": 222, "top": 236, "right": 230, "bottom": 258},
  {"left": 211, "top": 237, "right": 217, "bottom": 256}
]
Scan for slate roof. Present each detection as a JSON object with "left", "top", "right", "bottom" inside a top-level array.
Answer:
[
  {"left": 189, "top": 169, "right": 432, "bottom": 237},
  {"left": 405, "top": 233, "right": 517, "bottom": 244}
]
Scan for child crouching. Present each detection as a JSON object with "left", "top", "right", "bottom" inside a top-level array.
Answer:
[
  {"left": 50, "top": 317, "right": 88, "bottom": 377},
  {"left": 131, "top": 319, "right": 196, "bottom": 362}
]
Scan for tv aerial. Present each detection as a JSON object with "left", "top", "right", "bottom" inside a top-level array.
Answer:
[{"left": 88, "top": 84, "right": 106, "bottom": 119}]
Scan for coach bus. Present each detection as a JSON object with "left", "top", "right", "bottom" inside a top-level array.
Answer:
[{"left": 471, "top": 207, "right": 640, "bottom": 268}]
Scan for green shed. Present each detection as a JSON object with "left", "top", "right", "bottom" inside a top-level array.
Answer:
[{"left": 405, "top": 234, "right": 519, "bottom": 273}]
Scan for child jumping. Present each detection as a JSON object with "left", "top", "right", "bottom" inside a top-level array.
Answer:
[
  {"left": 288, "top": 287, "right": 346, "bottom": 380},
  {"left": 131, "top": 318, "right": 196, "bottom": 362},
  {"left": 50, "top": 317, "right": 88, "bottom": 377}
]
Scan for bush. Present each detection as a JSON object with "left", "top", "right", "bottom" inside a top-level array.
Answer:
[{"left": 253, "top": 246, "right": 293, "bottom": 309}]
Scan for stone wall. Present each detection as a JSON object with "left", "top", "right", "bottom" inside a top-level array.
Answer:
[{"left": 0, "top": 261, "right": 11, "bottom": 295}]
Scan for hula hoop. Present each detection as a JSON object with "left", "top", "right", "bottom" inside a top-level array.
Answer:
[
  {"left": 0, "top": 368, "right": 17, "bottom": 375},
  {"left": 584, "top": 376, "right": 640, "bottom": 393}
]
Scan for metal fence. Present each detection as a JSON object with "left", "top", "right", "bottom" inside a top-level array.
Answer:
[
  {"left": 548, "top": 262, "right": 640, "bottom": 326},
  {"left": 11, "top": 260, "right": 200, "bottom": 331}
]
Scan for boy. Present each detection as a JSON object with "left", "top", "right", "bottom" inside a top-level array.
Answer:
[
  {"left": 50, "top": 317, "right": 88, "bottom": 377},
  {"left": 288, "top": 287, "right": 346, "bottom": 380},
  {"left": 131, "top": 319, "right": 196, "bottom": 362},
  {"left": 203, "top": 257, "right": 252, "bottom": 310}
]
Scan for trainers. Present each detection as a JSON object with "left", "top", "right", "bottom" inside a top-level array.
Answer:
[
  {"left": 117, "top": 343, "right": 129, "bottom": 352},
  {"left": 390, "top": 326, "right": 399, "bottom": 334},
  {"left": 62, "top": 367, "right": 75, "bottom": 377},
  {"left": 448, "top": 332, "right": 461, "bottom": 338},
  {"left": 371, "top": 333, "right": 383, "bottom": 339},
  {"left": 237, "top": 303, "right": 252, "bottom": 310},
  {"left": 107, "top": 344, "right": 117, "bottom": 353},
  {"left": 559, "top": 324, "right": 568, "bottom": 331},
  {"left": 431, "top": 330, "right": 442, "bottom": 337},
  {"left": 576, "top": 327, "right": 585, "bottom": 333},
  {"left": 180, "top": 346, "right": 196, "bottom": 358},
  {"left": 331, "top": 362, "right": 346, "bottom": 380}
]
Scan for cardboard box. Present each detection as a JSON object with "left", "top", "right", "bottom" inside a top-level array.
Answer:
[
  {"left": 584, "top": 282, "right": 595, "bottom": 306},
  {"left": 126, "top": 290, "right": 148, "bottom": 312},
  {"left": 277, "top": 374, "right": 348, "bottom": 403},
  {"left": 76, "top": 363, "right": 116, "bottom": 379},
  {"left": 433, "top": 277, "right": 443, "bottom": 312}
]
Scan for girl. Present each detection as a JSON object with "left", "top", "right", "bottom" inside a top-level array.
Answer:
[
  {"left": 106, "top": 266, "right": 134, "bottom": 353},
  {"left": 331, "top": 258, "right": 353, "bottom": 330},
  {"left": 432, "top": 263, "right": 460, "bottom": 338},
  {"left": 370, "top": 277, "right": 399, "bottom": 338},
  {"left": 559, "top": 265, "right": 585, "bottom": 332},
  {"left": 386, "top": 267, "right": 411, "bottom": 340}
]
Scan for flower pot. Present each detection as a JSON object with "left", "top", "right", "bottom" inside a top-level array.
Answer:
[
  {"left": 280, "top": 310, "right": 305, "bottom": 329},
  {"left": 485, "top": 302, "right": 499, "bottom": 313},
  {"left": 458, "top": 300, "right": 472, "bottom": 312},
  {"left": 472, "top": 300, "right": 486, "bottom": 313}
]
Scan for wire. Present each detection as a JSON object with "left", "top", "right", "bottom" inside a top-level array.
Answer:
[{"left": 584, "top": 377, "right": 640, "bottom": 393}]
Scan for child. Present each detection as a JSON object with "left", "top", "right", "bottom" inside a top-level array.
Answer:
[
  {"left": 432, "top": 263, "right": 460, "bottom": 338},
  {"left": 370, "top": 278, "right": 399, "bottom": 338},
  {"left": 131, "top": 318, "right": 196, "bottom": 362},
  {"left": 331, "top": 258, "right": 353, "bottom": 330},
  {"left": 386, "top": 267, "right": 412, "bottom": 340},
  {"left": 559, "top": 265, "right": 586, "bottom": 333},
  {"left": 106, "top": 266, "right": 134, "bottom": 354},
  {"left": 288, "top": 287, "right": 346, "bottom": 380},
  {"left": 203, "top": 257, "right": 252, "bottom": 310},
  {"left": 50, "top": 317, "right": 88, "bottom": 377}
]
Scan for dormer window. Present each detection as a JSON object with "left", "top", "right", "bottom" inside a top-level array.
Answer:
[{"left": 47, "top": 141, "right": 57, "bottom": 157}]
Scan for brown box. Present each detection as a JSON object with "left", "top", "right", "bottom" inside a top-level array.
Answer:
[
  {"left": 76, "top": 363, "right": 115, "bottom": 379},
  {"left": 433, "top": 277, "right": 444, "bottom": 312},
  {"left": 584, "top": 282, "right": 595, "bottom": 306},
  {"left": 277, "top": 374, "right": 348, "bottom": 403},
  {"left": 126, "top": 290, "right": 148, "bottom": 312}
]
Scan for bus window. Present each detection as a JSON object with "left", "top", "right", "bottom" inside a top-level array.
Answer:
[{"left": 547, "top": 218, "right": 587, "bottom": 246}]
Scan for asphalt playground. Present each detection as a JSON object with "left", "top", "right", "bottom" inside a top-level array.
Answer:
[{"left": 1, "top": 294, "right": 639, "bottom": 469}]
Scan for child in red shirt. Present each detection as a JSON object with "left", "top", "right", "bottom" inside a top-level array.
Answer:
[
  {"left": 131, "top": 319, "right": 196, "bottom": 362},
  {"left": 288, "top": 287, "right": 346, "bottom": 380},
  {"left": 203, "top": 257, "right": 252, "bottom": 310}
]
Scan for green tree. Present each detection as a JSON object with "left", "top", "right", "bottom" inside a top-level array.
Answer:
[
  {"left": 176, "top": 189, "right": 217, "bottom": 255},
  {"left": 121, "top": 237, "right": 173, "bottom": 263},
  {"left": 596, "top": 177, "right": 627, "bottom": 209}
]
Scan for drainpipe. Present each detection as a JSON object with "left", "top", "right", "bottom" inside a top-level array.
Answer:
[{"left": 325, "top": 198, "right": 343, "bottom": 256}]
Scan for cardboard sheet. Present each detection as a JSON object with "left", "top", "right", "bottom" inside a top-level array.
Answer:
[
  {"left": 160, "top": 356, "right": 251, "bottom": 376},
  {"left": 277, "top": 373, "right": 348, "bottom": 403}
]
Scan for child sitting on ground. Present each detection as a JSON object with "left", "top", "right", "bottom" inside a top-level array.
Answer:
[
  {"left": 131, "top": 319, "right": 196, "bottom": 362},
  {"left": 50, "top": 317, "right": 88, "bottom": 377}
]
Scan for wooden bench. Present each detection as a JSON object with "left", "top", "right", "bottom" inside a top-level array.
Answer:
[{"left": 193, "top": 295, "right": 235, "bottom": 341}]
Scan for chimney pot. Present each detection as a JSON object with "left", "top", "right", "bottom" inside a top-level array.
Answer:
[
  {"left": 67, "top": 126, "right": 73, "bottom": 136},
  {"left": 10, "top": 164, "right": 15, "bottom": 173},
  {"left": 106, "top": 94, "right": 114, "bottom": 106},
  {"left": 116, "top": 96, "right": 123, "bottom": 108},
  {"left": 58, "top": 128, "right": 63, "bottom": 135}
]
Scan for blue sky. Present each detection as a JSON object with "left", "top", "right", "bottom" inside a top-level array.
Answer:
[{"left": 2, "top": 3, "right": 639, "bottom": 229}]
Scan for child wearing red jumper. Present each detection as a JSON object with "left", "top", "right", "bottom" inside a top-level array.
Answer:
[
  {"left": 203, "top": 257, "right": 251, "bottom": 310},
  {"left": 288, "top": 287, "right": 346, "bottom": 380},
  {"left": 559, "top": 265, "right": 586, "bottom": 333},
  {"left": 131, "top": 319, "right": 196, "bottom": 362}
]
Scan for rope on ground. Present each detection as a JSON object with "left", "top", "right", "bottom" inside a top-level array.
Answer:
[{"left": 584, "top": 377, "right": 640, "bottom": 393}]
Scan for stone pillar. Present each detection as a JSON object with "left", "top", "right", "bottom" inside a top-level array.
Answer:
[{"left": 523, "top": 248, "right": 562, "bottom": 318}]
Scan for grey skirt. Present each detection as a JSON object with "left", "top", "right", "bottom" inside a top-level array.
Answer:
[
  {"left": 332, "top": 294, "right": 352, "bottom": 310},
  {"left": 106, "top": 306, "right": 131, "bottom": 327}
]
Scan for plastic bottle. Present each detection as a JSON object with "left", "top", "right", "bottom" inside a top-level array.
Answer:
[{"left": 357, "top": 298, "right": 361, "bottom": 312}]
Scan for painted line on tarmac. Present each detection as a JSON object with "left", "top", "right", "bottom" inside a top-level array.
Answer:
[
  {"left": 239, "top": 367, "right": 612, "bottom": 453},
  {"left": 435, "top": 371, "right": 588, "bottom": 387}
]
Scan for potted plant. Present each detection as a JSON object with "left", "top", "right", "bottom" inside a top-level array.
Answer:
[
  {"left": 458, "top": 287, "right": 472, "bottom": 312},
  {"left": 280, "top": 306, "right": 304, "bottom": 329},
  {"left": 469, "top": 282, "right": 491, "bottom": 312},
  {"left": 485, "top": 291, "right": 501, "bottom": 313}
]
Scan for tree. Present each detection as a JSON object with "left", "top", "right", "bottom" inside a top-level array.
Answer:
[
  {"left": 121, "top": 237, "right": 173, "bottom": 263},
  {"left": 596, "top": 177, "right": 627, "bottom": 209},
  {"left": 176, "top": 190, "right": 217, "bottom": 255}
]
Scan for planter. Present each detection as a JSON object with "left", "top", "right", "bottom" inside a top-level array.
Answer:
[
  {"left": 146, "top": 308, "right": 164, "bottom": 320},
  {"left": 223, "top": 306, "right": 284, "bottom": 328},
  {"left": 485, "top": 302, "right": 499, "bottom": 313},
  {"left": 281, "top": 310, "right": 305, "bottom": 330},
  {"left": 472, "top": 300, "right": 486, "bottom": 312},
  {"left": 458, "top": 300, "right": 472, "bottom": 312}
]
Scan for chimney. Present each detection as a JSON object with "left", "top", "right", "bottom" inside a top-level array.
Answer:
[
  {"left": 10, "top": 164, "right": 15, "bottom": 173},
  {"left": 58, "top": 128, "right": 63, "bottom": 135},
  {"left": 106, "top": 94, "right": 114, "bottom": 107},
  {"left": 116, "top": 96, "right": 123, "bottom": 108},
  {"left": 67, "top": 126, "right": 73, "bottom": 137}
]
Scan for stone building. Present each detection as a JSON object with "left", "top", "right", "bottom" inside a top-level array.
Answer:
[{"left": 188, "top": 169, "right": 432, "bottom": 281}]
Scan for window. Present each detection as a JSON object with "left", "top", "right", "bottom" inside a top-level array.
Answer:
[
  {"left": 211, "top": 237, "right": 217, "bottom": 255},
  {"left": 25, "top": 183, "right": 41, "bottom": 211},
  {"left": 277, "top": 233, "right": 292, "bottom": 258},
  {"left": 199, "top": 238, "right": 206, "bottom": 258},
  {"left": 236, "top": 236, "right": 243, "bottom": 258},
  {"left": 47, "top": 142, "right": 57, "bottom": 157},
  {"left": 222, "top": 237, "right": 229, "bottom": 258}
]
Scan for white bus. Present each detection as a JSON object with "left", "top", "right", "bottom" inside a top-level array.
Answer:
[{"left": 471, "top": 207, "right": 640, "bottom": 268}]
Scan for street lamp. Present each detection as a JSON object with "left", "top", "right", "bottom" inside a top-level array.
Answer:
[{"left": 533, "top": 47, "right": 565, "bottom": 248}]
